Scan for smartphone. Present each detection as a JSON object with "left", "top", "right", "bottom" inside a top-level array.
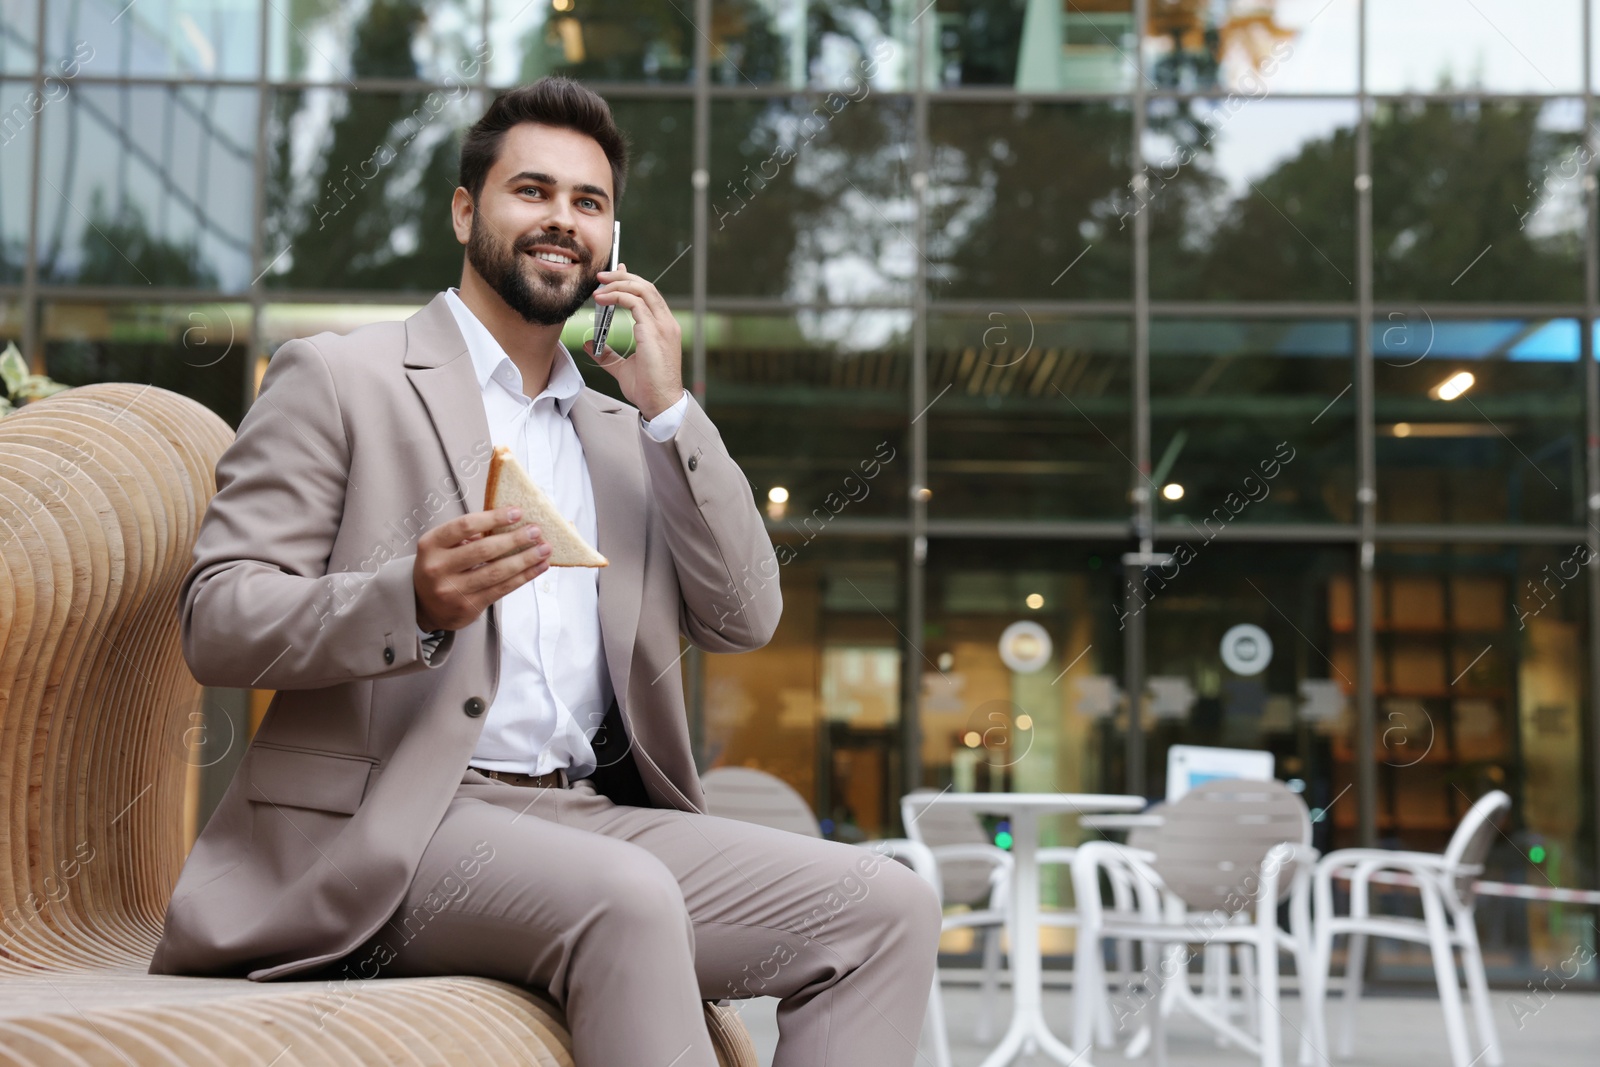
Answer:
[{"left": 591, "top": 221, "right": 621, "bottom": 356}]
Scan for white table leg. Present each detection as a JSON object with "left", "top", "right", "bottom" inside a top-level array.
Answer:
[{"left": 977, "top": 809, "right": 1094, "bottom": 1067}]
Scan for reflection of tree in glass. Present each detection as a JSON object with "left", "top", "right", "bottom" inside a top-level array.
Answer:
[
  {"left": 516, "top": 0, "right": 694, "bottom": 84},
  {"left": 929, "top": 103, "right": 1131, "bottom": 300},
  {"left": 71, "top": 192, "right": 219, "bottom": 288},
  {"left": 1148, "top": 100, "right": 1581, "bottom": 302},
  {"left": 268, "top": 0, "right": 465, "bottom": 291},
  {"left": 706, "top": 0, "right": 784, "bottom": 84},
  {"left": 1147, "top": 101, "right": 1353, "bottom": 301},
  {"left": 604, "top": 101, "right": 693, "bottom": 290},
  {"left": 709, "top": 97, "right": 914, "bottom": 305},
  {"left": 806, "top": 0, "right": 895, "bottom": 81},
  {"left": 932, "top": 0, "right": 1029, "bottom": 86},
  {"left": 1371, "top": 101, "right": 1582, "bottom": 302},
  {"left": 708, "top": 0, "right": 909, "bottom": 86}
]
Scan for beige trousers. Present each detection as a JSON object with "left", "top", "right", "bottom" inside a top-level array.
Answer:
[{"left": 337, "top": 767, "right": 943, "bottom": 1067}]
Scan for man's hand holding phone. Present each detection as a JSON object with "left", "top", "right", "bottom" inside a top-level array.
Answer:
[
  {"left": 414, "top": 508, "right": 550, "bottom": 632},
  {"left": 583, "top": 221, "right": 684, "bottom": 421},
  {"left": 585, "top": 260, "right": 684, "bottom": 420}
]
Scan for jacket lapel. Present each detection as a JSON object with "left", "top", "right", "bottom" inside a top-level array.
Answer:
[
  {"left": 570, "top": 390, "right": 646, "bottom": 708},
  {"left": 403, "top": 293, "right": 491, "bottom": 519},
  {"left": 404, "top": 293, "right": 506, "bottom": 647}
]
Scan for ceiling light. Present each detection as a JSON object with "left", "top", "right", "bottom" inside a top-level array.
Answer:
[
  {"left": 767, "top": 486, "right": 789, "bottom": 503},
  {"left": 1430, "top": 371, "right": 1475, "bottom": 401},
  {"left": 1025, "top": 593, "right": 1044, "bottom": 609},
  {"left": 1161, "top": 483, "right": 1184, "bottom": 501}
]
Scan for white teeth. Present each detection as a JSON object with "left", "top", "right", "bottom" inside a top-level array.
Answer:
[{"left": 532, "top": 251, "right": 573, "bottom": 264}]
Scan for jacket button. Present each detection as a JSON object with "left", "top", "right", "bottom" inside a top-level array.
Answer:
[
  {"left": 464, "top": 697, "right": 486, "bottom": 718},
  {"left": 383, "top": 646, "right": 394, "bottom": 664},
  {"left": 687, "top": 454, "right": 699, "bottom": 471}
]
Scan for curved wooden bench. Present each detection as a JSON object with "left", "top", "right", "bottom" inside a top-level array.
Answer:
[{"left": 0, "top": 384, "right": 758, "bottom": 1066}]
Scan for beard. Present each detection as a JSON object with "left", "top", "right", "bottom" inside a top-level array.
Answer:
[{"left": 465, "top": 213, "right": 601, "bottom": 326}]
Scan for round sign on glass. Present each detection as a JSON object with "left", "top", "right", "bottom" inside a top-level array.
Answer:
[
  {"left": 1220, "top": 623, "right": 1273, "bottom": 676},
  {"left": 999, "top": 621, "right": 1053, "bottom": 674}
]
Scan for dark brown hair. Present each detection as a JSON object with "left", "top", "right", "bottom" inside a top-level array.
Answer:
[{"left": 458, "top": 76, "right": 630, "bottom": 205}]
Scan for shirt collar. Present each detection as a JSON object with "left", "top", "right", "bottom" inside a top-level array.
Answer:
[{"left": 444, "top": 287, "right": 583, "bottom": 417}]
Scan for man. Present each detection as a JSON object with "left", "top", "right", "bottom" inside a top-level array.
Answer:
[{"left": 150, "top": 76, "right": 942, "bottom": 1067}]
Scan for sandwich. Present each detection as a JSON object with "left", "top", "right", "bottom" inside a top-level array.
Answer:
[{"left": 482, "top": 445, "right": 609, "bottom": 567}]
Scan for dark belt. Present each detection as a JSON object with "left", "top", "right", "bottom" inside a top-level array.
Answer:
[{"left": 477, "top": 766, "right": 571, "bottom": 789}]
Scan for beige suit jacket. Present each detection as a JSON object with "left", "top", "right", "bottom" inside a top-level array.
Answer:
[{"left": 148, "top": 293, "right": 781, "bottom": 981}]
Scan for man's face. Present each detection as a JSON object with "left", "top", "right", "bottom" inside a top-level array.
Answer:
[{"left": 462, "top": 122, "right": 614, "bottom": 326}]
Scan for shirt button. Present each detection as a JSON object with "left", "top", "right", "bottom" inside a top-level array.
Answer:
[
  {"left": 464, "top": 697, "right": 486, "bottom": 718},
  {"left": 383, "top": 646, "right": 395, "bottom": 664},
  {"left": 687, "top": 454, "right": 699, "bottom": 471}
]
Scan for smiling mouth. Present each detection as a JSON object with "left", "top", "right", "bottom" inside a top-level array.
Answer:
[{"left": 525, "top": 247, "right": 582, "bottom": 271}]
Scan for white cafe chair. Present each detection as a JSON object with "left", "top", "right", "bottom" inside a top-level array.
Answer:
[
  {"left": 1071, "top": 778, "right": 1321, "bottom": 1067},
  {"left": 1310, "top": 789, "right": 1511, "bottom": 1067}
]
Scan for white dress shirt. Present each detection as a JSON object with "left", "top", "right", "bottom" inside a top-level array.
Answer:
[{"left": 420, "top": 288, "right": 688, "bottom": 777}]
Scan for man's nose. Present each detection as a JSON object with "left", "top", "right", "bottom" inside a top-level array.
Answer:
[{"left": 540, "top": 196, "right": 580, "bottom": 237}]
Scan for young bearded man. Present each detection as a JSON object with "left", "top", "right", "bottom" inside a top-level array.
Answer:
[{"left": 149, "top": 76, "right": 942, "bottom": 1067}]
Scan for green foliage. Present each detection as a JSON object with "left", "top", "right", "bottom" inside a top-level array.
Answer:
[{"left": 0, "top": 342, "right": 71, "bottom": 418}]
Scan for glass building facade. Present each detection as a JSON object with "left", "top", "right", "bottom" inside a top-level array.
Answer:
[{"left": 4, "top": 0, "right": 1596, "bottom": 984}]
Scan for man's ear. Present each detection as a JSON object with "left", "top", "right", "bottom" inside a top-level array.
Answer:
[{"left": 451, "top": 187, "right": 474, "bottom": 246}]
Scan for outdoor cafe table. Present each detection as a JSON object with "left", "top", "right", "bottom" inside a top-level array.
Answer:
[{"left": 902, "top": 791, "right": 1148, "bottom": 1067}]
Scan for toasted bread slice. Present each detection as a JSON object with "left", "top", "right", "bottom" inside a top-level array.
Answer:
[{"left": 483, "top": 445, "right": 608, "bottom": 567}]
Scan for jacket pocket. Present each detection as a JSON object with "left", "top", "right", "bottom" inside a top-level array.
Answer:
[{"left": 244, "top": 743, "right": 377, "bottom": 815}]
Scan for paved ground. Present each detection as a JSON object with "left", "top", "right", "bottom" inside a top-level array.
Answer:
[{"left": 728, "top": 972, "right": 1597, "bottom": 1065}]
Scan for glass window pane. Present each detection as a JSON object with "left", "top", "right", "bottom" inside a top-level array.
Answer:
[
  {"left": 701, "top": 538, "right": 907, "bottom": 840},
  {"left": 488, "top": 0, "right": 695, "bottom": 85},
  {"left": 271, "top": 0, "right": 484, "bottom": 82},
  {"left": 264, "top": 87, "right": 480, "bottom": 292},
  {"left": 946, "top": 0, "right": 1136, "bottom": 91},
  {"left": 1374, "top": 317, "right": 1583, "bottom": 525},
  {"left": 929, "top": 101, "right": 1130, "bottom": 302},
  {"left": 0, "top": 297, "right": 22, "bottom": 347},
  {"left": 1146, "top": 98, "right": 1357, "bottom": 301},
  {"left": 1373, "top": 100, "right": 1583, "bottom": 303},
  {"left": 923, "top": 537, "right": 1127, "bottom": 921},
  {"left": 1369, "top": 0, "right": 1582, "bottom": 94},
  {"left": 40, "top": 84, "right": 257, "bottom": 289},
  {"left": 708, "top": 97, "right": 913, "bottom": 303},
  {"left": 607, "top": 98, "right": 693, "bottom": 298},
  {"left": 1364, "top": 543, "right": 1592, "bottom": 983},
  {"left": 707, "top": 0, "right": 915, "bottom": 89},
  {"left": 43, "top": 301, "right": 251, "bottom": 428},
  {"left": 927, "top": 314, "right": 1131, "bottom": 520},
  {"left": 707, "top": 310, "right": 909, "bottom": 521},
  {"left": 1143, "top": 544, "right": 1354, "bottom": 852},
  {"left": 1145, "top": 0, "right": 1357, "bottom": 92},
  {"left": 0, "top": 82, "right": 33, "bottom": 284},
  {"left": 1145, "top": 96, "right": 1356, "bottom": 300},
  {"left": 2, "top": 0, "right": 37, "bottom": 75},
  {"left": 52, "top": 0, "right": 260, "bottom": 79},
  {"left": 1151, "top": 318, "right": 1355, "bottom": 526}
]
